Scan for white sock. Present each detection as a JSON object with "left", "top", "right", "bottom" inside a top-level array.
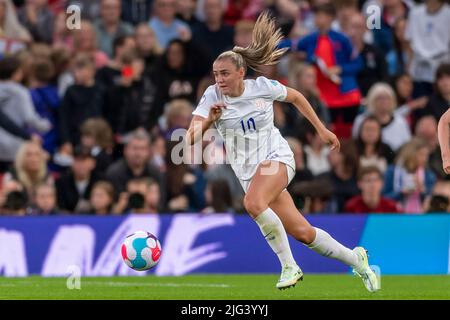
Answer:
[
  {"left": 254, "top": 208, "right": 297, "bottom": 267},
  {"left": 307, "top": 227, "right": 359, "bottom": 267}
]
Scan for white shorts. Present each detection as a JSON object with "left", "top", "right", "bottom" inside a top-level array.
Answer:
[{"left": 238, "top": 161, "right": 296, "bottom": 193}]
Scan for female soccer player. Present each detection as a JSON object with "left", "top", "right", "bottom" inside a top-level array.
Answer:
[
  {"left": 438, "top": 108, "right": 450, "bottom": 174},
  {"left": 186, "top": 12, "right": 379, "bottom": 292}
]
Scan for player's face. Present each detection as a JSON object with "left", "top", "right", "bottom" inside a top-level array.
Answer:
[{"left": 213, "top": 59, "right": 245, "bottom": 96}]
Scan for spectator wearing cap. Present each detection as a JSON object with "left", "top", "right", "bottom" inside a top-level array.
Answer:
[
  {"left": 344, "top": 166, "right": 399, "bottom": 213},
  {"left": 55, "top": 145, "right": 102, "bottom": 213}
]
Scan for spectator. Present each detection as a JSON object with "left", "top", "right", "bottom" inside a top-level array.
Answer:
[
  {"left": 324, "top": 139, "right": 360, "bottom": 212},
  {"left": 79, "top": 118, "right": 114, "bottom": 174},
  {"left": 354, "top": 115, "right": 395, "bottom": 174},
  {"left": 391, "top": 73, "right": 428, "bottom": 125},
  {"left": 28, "top": 57, "right": 60, "bottom": 156},
  {"left": 371, "top": 0, "right": 411, "bottom": 56},
  {"left": 383, "top": 138, "right": 436, "bottom": 213},
  {"left": 2, "top": 141, "right": 53, "bottom": 205},
  {"left": 154, "top": 40, "right": 204, "bottom": 110},
  {"left": 162, "top": 98, "right": 194, "bottom": 138},
  {"left": 113, "top": 177, "right": 161, "bottom": 214},
  {"left": 176, "top": 0, "right": 200, "bottom": 27},
  {"left": 295, "top": 3, "right": 363, "bottom": 139},
  {"left": 94, "top": 0, "right": 134, "bottom": 58},
  {"left": 345, "top": 12, "right": 388, "bottom": 97},
  {"left": 352, "top": 82, "right": 411, "bottom": 152},
  {"left": 72, "top": 20, "right": 110, "bottom": 69},
  {"left": 33, "top": 182, "right": 57, "bottom": 215},
  {"left": 283, "top": 62, "right": 330, "bottom": 137},
  {"left": 0, "top": 179, "right": 28, "bottom": 215},
  {"left": 426, "top": 180, "right": 450, "bottom": 213},
  {"left": 192, "top": 0, "right": 234, "bottom": 65},
  {"left": 18, "top": 0, "right": 54, "bottom": 44},
  {"left": 233, "top": 19, "right": 254, "bottom": 49},
  {"left": 0, "top": 56, "right": 50, "bottom": 169},
  {"left": 165, "top": 140, "right": 206, "bottom": 212},
  {"left": 302, "top": 121, "right": 331, "bottom": 176},
  {"left": 290, "top": 178, "right": 334, "bottom": 214},
  {"left": 96, "top": 34, "right": 136, "bottom": 93},
  {"left": 65, "top": 0, "right": 100, "bottom": 21},
  {"left": 134, "top": 23, "right": 163, "bottom": 73},
  {"left": 285, "top": 136, "right": 314, "bottom": 184},
  {"left": 202, "top": 179, "right": 234, "bottom": 213},
  {"left": 285, "top": 136, "right": 314, "bottom": 209},
  {"left": 418, "top": 63, "right": 450, "bottom": 122},
  {"left": 149, "top": 0, "right": 191, "bottom": 49},
  {"left": 52, "top": 11, "right": 74, "bottom": 50},
  {"left": 58, "top": 53, "right": 104, "bottom": 152},
  {"left": 405, "top": 0, "right": 450, "bottom": 98},
  {"left": 89, "top": 180, "right": 115, "bottom": 215},
  {"left": 150, "top": 134, "right": 167, "bottom": 173},
  {"left": 414, "top": 115, "right": 445, "bottom": 180},
  {"left": 344, "top": 165, "right": 398, "bottom": 213},
  {"left": 106, "top": 129, "right": 165, "bottom": 197},
  {"left": 51, "top": 47, "right": 73, "bottom": 97},
  {"left": 121, "top": 0, "right": 153, "bottom": 26},
  {"left": 385, "top": 16, "right": 409, "bottom": 77},
  {"left": 55, "top": 145, "right": 101, "bottom": 213},
  {"left": 0, "top": 0, "right": 31, "bottom": 46},
  {"left": 222, "top": 0, "right": 262, "bottom": 26},
  {"left": 105, "top": 52, "right": 160, "bottom": 135}
]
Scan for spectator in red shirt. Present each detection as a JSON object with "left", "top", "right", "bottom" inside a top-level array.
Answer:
[{"left": 345, "top": 165, "right": 398, "bottom": 213}]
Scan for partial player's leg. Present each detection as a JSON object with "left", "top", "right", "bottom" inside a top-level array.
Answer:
[
  {"left": 269, "top": 190, "right": 380, "bottom": 292},
  {"left": 243, "top": 160, "right": 303, "bottom": 289}
]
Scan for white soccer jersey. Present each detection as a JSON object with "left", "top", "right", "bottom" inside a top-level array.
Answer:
[{"left": 192, "top": 76, "right": 295, "bottom": 181}]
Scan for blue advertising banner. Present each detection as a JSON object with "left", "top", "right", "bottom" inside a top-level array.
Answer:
[{"left": 0, "top": 214, "right": 448, "bottom": 277}]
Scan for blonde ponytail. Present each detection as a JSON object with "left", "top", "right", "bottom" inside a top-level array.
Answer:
[{"left": 216, "top": 11, "right": 288, "bottom": 72}]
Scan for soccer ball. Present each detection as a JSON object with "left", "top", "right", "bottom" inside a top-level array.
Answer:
[{"left": 121, "top": 231, "right": 162, "bottom": 271}]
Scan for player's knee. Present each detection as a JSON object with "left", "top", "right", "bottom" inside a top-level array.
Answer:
[
  {"left": 243, "top": 194, "right": 267, "bottom": 218},
  {"left": 290, "top": 225, "right": 316, "bottom": 244}
]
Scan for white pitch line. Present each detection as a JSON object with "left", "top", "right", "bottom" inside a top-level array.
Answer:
[{"left": 82, "top": 281, "right": 231, "bottom": 288}]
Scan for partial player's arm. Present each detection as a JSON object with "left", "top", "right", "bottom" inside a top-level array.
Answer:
[
  {"left": 186, "top": 103, "right": 226, "bottom": 146},
  {"left": 284, "top": 87, "right": 340, "bottom": 151},
  {"left": 437, "top": 108, "right": 450, "bottom": 174}
]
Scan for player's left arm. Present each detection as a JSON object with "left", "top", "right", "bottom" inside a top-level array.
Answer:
[
  {"left": 284, "top": 87, "right": 340, "bottom": 151},
  {"left": 437, "top": 108, "right": 450, "bottom": 174}
]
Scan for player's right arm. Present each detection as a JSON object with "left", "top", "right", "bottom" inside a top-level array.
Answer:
[
  {"left": 438, "top": 108, "right": 450, "bottom": 174},
  {"left": 186, "top": 103, "right": 226, "bottom": 146}
]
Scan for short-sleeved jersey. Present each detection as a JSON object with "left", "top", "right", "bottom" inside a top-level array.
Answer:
[{"left": 192, "top": 76, "right": 295, "bottom": 181}]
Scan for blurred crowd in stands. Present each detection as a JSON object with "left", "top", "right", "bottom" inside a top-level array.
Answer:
[{"left": 0, "top": 0, "right": 450, "bottom": 215}]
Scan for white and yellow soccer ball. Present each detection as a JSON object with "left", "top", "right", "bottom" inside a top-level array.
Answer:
[{"left": 121, "top": 231, "right": 162, "bottom": 271}]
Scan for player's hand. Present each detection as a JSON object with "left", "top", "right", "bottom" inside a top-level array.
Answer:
[
  {"left": 442, "top": 154, "right": 450, "bottom": 174},
  {"left": 208, "top": 103, "right": 227, "bottom": 122},
  {"left": 318, "top": 128, "right": 340, "bottom": 151}
]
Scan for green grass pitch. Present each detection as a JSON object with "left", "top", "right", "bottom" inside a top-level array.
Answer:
[{"left": 0, "top": 274, "right": 449, "bottom": 300}]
